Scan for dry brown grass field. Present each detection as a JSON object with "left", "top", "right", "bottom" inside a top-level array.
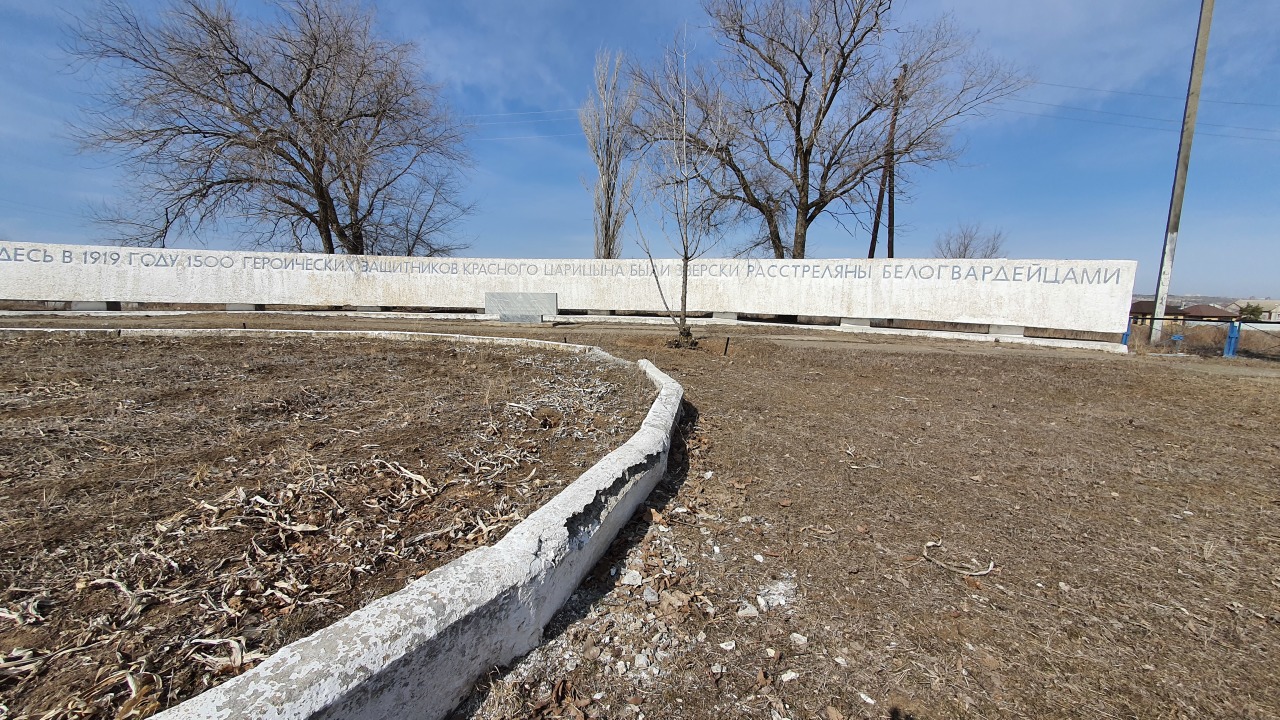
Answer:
[
  {"left": 0, "top": 333, "right": 651, "bottom": 719},
  {"left": 1, "top": 315, "right": 1277, "bottom": 720}
]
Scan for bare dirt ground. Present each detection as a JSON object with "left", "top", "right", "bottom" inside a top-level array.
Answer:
[
  {"left": 2, "top": 315, "right": 1279, "bottom": 720},
  {"left": 0, "top": 333, "right": 652, "bottom": 719}
]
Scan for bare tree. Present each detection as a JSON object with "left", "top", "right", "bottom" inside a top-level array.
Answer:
[
  {"left": 933, "top": 222, "right": 1006, "bottom": 259},
  {"left": 71, "top": 0, "right": 469, "bottom": 255},
  {"left": 634, "top": 0, "right": 1023, "bottom": 259},
  {"left": 580, "top": 51, "right": 639, "bottom": 259},
  {"left": 634, "top": 32, "right": 731, "bottom": 347}
]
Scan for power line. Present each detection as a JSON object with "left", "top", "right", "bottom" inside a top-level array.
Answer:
[
  {"left": 463, "top": 108, "right": 578, "bottom": 118},
  {"left": 992, "top": 105, "right": 1280, "bottom": 143},
  {"left": 996, "top": 106, "right": 1178, "bottom": 132},
  {"left": 1033, "top": 80, "right": 1280, "bottom": 109},
  {"left": 0, "top": 196, "right": 73, "bottom": 219},
  {"left": 1010, "top": 98, "right": 1280, "bottom": 134},
  {"left": 474, "top": 116, "right": 582, "bottom": 127},
  {"left": 472, "top": 131, "right": 583, "bottom": 141}
]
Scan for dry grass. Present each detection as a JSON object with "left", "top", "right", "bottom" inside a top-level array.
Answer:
[
  {"left": 1128, "top": 321, "right": 1280, "bottom": 360},
  {"left": 2, "top": 316, "right": 1277, "bottom": 720},
  {"left": 0, "top": 335, "right": 653, "bottom": 719},
  {"left": 454, "top": 330, "right": 1280, "bottom": 720}
]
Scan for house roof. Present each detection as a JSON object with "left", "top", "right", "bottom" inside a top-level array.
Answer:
[
  {"left": 1130, "top": 300, "right": 1178, "bottom": 315},
  {"left": 1230, "top": 299, "right": 1280, "bottom": 311},
  {"left": 1130, "top": 301, "right": 1238, "bottom": 319},
  {"left": 1179, "top": 304, "right": 1237, "bottom": 319}
]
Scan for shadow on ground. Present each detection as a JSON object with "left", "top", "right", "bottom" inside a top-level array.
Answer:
[{"left": 450, "top": 399, "right": 699, "bottom": 719}]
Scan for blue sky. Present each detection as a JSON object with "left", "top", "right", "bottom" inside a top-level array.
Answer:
[{"left": 0, "top": 0, "right": 1277, "bottom": 298}]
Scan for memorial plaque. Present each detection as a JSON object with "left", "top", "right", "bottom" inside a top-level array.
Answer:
[{"left": 485, "top": 292, "right": 558, "bottom": 323}]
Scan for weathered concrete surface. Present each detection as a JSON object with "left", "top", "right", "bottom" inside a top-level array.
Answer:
[
  {"left": 0, "top": 241, "right": 1137, "bottom": 334},
  {"left": 485, "top": 292, "right": 558, "bottom": 323},
  {"left": 0, "top": 311, "right": 1128, "bottom": 352},
  {"left": 0, "top": 327, "right": 681, "bottom": 720}
]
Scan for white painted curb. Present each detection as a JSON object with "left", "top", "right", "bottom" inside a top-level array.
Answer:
[
  {"left": 0, "top": 327, "right": 683, "bottom": 720},
  {"left": 0, "top": 309, "right": 1128, "bottom": 353}
]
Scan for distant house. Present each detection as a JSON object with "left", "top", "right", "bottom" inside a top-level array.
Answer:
[
  {"left": 1129, "top": 300, "right": 1181, "bottom": 326},
  {"left": 1130, "top": 301, "right": 1236, "bottom": 326},
  {"left": 1226, "top": 299, "right": 1280, "bottom": 321},
  {"left": 1179, "top": 304, "right": 1238, "bottom": 321}
]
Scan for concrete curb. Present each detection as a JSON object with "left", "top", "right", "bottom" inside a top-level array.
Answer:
[
  {"left": 0, "top": 308, "right": 1126, "bottom": 353},
  {"left": 1, "top": 327, "right": 684, "bottom": 720},
  {"left": 0, "top": 326, "right": 595, "bottom": 355},
  {"left": 0, "top": 310, "right": 502, "bottom": 322},
  {"left": 540, "top": 314, "right": 1128, "bottom": 353}
]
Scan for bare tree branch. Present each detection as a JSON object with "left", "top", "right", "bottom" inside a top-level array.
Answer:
[
  {"left": 70, "top": 0, "right": 470, "bottom": 255},
  {"left": 634, "top": 30, "right": 737, "bottom": 347},
  {"left": 632, "top": 0, "right": 1025, "bottom": 259},
  {"left": 580, "top": 50, "right": 639, "bottom": 260},
  {"left": 933, "top": 221, "right": 1006, "bottom": 259}
]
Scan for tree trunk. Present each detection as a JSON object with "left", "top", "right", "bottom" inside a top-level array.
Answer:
[
  {"left": 793, "top": 145, "right": 810, "bottom": 259},
  {"left": 793, "top": 208, "right": 808, "bottom": 259},
  {"left": 679, "top": 254, "right": 692, "bottom": 345},
  {"left": 868, "top": 161, "right": 887, "bottom": 258},
  {"left": 314, "top": 199, "right": 336, "bottom": 254},
  {"left": 765, "top": 211, "right": 786, "bottom": 259},
  {"left": 348, "top": 227, "right": 366, "bottom": 255}
]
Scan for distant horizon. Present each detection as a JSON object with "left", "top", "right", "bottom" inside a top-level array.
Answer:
[{"left": 1131, "top": 292, "right": 1278, "bottom": 303}]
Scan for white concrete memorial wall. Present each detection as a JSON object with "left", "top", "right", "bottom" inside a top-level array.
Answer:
[{"left": 0, "top": 241, "right": 1136, "bottom": 333}]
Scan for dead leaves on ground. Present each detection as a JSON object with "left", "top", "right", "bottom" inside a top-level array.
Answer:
[{"left": 0, "top": 338, "right": 654, "bottom": 720}]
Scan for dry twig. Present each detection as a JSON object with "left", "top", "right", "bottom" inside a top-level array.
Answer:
[{"left": 922, "top": 540, "right": 995, "bottom": 576}]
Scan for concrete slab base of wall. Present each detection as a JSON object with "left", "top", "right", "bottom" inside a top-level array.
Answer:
[
  {"left": 840, "top": 317, "right": 872, "bottom": 327},
  {"left": 587, "top": 309, "right": 615, "bottom": 316},
  {"left": 225, "top": 303, "right": 264, "bottom": 311},
  {"left": 69, "top": 301, "right": 112, "bottom": 311},
  {"left": 0, "top": 309, "right": 1127, "bottom": 353},
  {"left": 429, "top": 308, "right": 502, "bottom": 317},
  {"left": 351, "top": 306, "right": 384, "bottom": 312},
  {"left": 548, "top": 315, "right": 736, "bottom": 327},
  {"left": 545, "top": 312, "right": 1126, "bottom": 351},
  {"left": 989, "top": 324, "right": 1025, "bottom": 336},
  {"left": 796, "top": 315, "right": 842, "bottom": 326},
  {"left": 829, "top": 322, "right": 1127, "bottom": 353},
  {"left": 0, "top": 310, "right": 503, "bottom": 322},
  {"left": 712, "top": 312, "right": 738, "bottom": 320}
]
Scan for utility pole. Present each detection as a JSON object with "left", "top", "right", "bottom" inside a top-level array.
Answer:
[
  {"left": 1151, "top": 0, "right": 1214, "bottom": 344},
  {"left": 868, "top": 65, "right": 906, "bottom": 259},
  {"left": 887, "top": 75, "right": 902, "bottom": 258}
]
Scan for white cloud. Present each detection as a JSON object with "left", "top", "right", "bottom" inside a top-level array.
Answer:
[
  {"left": 379, "top": 1, "right": 696, "bottom": 114},
  {"left": 909, "top": 1, "right": 1280, "bottom": 105}
]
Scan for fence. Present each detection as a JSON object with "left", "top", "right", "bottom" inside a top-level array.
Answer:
[{"left": 1126, "top": 316, "right": 1280, "bottom": 360}]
